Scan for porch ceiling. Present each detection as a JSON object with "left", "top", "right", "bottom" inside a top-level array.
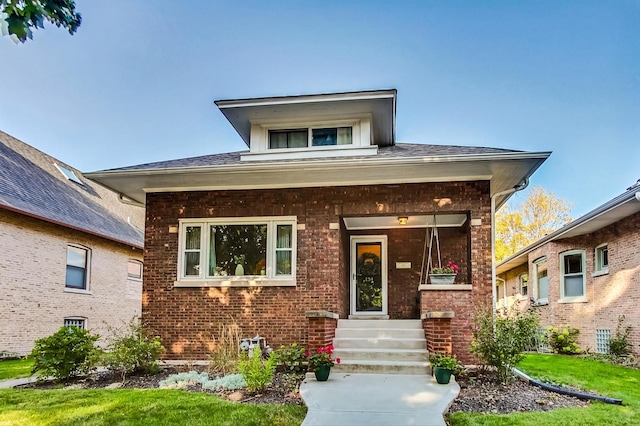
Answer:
[{"left": 343, "top": 214, "right": 467, "bottom": 230}]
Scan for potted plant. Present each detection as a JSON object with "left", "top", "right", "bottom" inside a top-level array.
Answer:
[
  {"left": 429, "top": 353, "right": 462, "bottom": 384},
  {"left": 429, "top": 261, "right": 459, "bottom": 284},
  {"left": 305, "top": 344, "right": 341, "bottom": 381}
]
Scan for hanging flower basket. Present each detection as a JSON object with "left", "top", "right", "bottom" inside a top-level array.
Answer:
[{"left": 429, "top": 273, "right": 457, "bottom": 284}]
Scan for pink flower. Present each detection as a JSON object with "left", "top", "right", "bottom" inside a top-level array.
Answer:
[
  {"left": 336, "top": 358, "right": 341, "bottom": 364},
  {"left": 464, "top": 320, "right": 469, "bottom": 327},
  {"left": 304, "top": 351, "right": 310, "bottom": 357}
]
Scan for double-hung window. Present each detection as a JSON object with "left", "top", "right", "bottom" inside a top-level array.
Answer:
[
  {"left": 594, "top": 243, "right": 608, "bottom": 275},
  {"left": 66, "top": 245, "right": 90, "bottom": 290},
  {"left": 533, "top": 257, "right": 548, "bottom": 304},
  {"left": 178, "top": 217, "right": 296, "bottom": 285},
  {"left": 560, "top": 250, "right": 587, "bottom": 302},
  {"left": 127, "top": 259, "right": 143, "bottom": 280},
  {"left": 519, "top": 273, "right": 528, "bottom": 296}
]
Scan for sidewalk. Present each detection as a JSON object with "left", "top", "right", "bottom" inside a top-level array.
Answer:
[
  {"left": 300, "top": 372, "right": 459, "bottom": 426},
  {"left": 0, "top": 376, "right": 38, "bottom": 389}
]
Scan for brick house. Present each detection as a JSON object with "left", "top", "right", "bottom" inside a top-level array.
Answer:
[
  {"left": 0, "top": 131, "right": 145, "bottom": 356},
  {"left": 497, "top": 184, "right": 640, "bottom": 355},
  {"left": 87, "top": 89, "right": 549, "bottom": 366}
]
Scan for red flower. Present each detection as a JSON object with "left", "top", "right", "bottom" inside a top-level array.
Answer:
[{"left": 336, "top": 358, "right": 341, "bottom": 364}]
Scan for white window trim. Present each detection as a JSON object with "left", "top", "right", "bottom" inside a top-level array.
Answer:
[
  {"left": 517, "top": 273, "right": 529, "bottom": 300},
  {"left": 64, "top": 317, "right": 87, "bottom": 329},
  {"left": 127, "top": 259, "right": 143, "bottom": 281},
  {"left": 559, "top": 250, "right": 587, "bottom": 303},
  {"left": 532, "top": 257, "right": 548, "bottom": 305},
  {"left": 176, "top": 216, "right": 297, "bottom": 287},
  {"left": 65, "top": 243, "right": 91, "bottom": 293},
  {"left": 593, "top": 243, "right": 609, "bottom": 277}
]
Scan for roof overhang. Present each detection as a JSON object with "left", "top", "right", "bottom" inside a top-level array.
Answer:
[
  {"left": 85, "top": 151, "right": 550, "bottom": 207},
  {"left": 344, "top": 214, "right": 468, "bottom": 230},
  {"left": 496, "top": 189, "right": 640, "bottom": 274},
  {"left": 215, "top": 89, "right": 397, "bottom": 147}
]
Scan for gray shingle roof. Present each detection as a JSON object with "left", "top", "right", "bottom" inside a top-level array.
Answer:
[
  {"left": 0, "top": 131, "right": 144, "bottom": 248},
  {"left": 104, "top": 142, "right": 520, "bottom": 172}
]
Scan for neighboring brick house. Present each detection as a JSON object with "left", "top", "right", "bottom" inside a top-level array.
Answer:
[
  {"left": 87, "top": 89, "right": 549, "bottom": 364},
  {"left": 497, "top": 184, "right": 640, "bottom": 355},
  {"left": 0, "top": 131, "right": 145, "bottom": 356}
]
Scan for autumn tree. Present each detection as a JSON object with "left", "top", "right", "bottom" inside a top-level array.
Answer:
[
  {"left": 1, "top": 0, "right": 81, "bottom": 43},
  {"left": 496, "top": 187, "right": 573, "bottom": 261}
]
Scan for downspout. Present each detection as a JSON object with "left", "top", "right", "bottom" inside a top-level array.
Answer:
[{"left": 491, "top": 178, "right": 529, "bottom": 318}]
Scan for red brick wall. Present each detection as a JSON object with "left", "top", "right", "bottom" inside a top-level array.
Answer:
[
  {"left": 423, "top": 318, "right": 453, "bottom": 354},
  {"left": 307, "top": 317, "right": 338, "bottom": 352},
  {"left": 143, "top": 181, "right": 491, "bottom": 360},
  {"left": 509, "top": 211, "right": 640, "bottom": 355}
]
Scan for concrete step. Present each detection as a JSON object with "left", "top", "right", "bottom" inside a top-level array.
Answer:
[
  {"left": 333, "top": 348, "right": 428, "bottom": 362},
  {"left": 333, "top": 359, "right": 431, "bottom": 375},
  {"left": 338, "top": 319, "right": 422, "bottom": 329},
  {"left": 335, "top": 327, "right": 425, "bottom": 339},
  {"left": 333, "top": 337, "right": 427, "bottom": 350}
]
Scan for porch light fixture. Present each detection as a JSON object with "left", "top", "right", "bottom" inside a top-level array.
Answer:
[{"left": 398, "top": 216, "right": 408, "bottom": 225}]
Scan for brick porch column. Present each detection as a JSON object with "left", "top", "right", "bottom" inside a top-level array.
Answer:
[
  {"left": 305, "top": 310, "right": 339, "bottom": 352},
  {"left": 421, "top": 311, "right": 454, "bottom": 355}
]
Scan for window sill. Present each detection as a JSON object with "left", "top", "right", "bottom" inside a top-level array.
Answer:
[
  {"left": 64, "top": 288, "right": 92, "bottom": 295},
  {"left": 531, "top": 299, "right": 549, "bottom": 306},
  {"left": 592, "top": 269, "right": 609, "bottom": 277},
  {"left": 174, "top": 278, "right": 296, "bottom": 288},
  {"left": 127, "top": 278, "right": 143, "bottom": 282},
  {"left": 558, "top": 297, "right": 587, "bottom": 304},
  {"left": 418, "top": 284, "right": 472, "bottom": 291},
  {"left": 241, "top": 145, "right": 378, "bottom": 162}
]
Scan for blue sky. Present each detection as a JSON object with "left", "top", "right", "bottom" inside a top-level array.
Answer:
[{"left": 1, "top": 0, "right": 638, "bottom": 216}]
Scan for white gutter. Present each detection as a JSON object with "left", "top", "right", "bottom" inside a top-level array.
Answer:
[{"left": 491, "top": 178, "right": 529, "bottom": 319}]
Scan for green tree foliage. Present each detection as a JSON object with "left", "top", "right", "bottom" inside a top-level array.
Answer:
[
  {"left": 496, "top": 187, "right": 573, "bottom": 261},
  {"left": 1, "top": 0, "right": 81, "bottom": 43}
]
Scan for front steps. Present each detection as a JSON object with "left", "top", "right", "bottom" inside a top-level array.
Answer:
[{"left": 332, "top": 319, "right": 430, "bottom": 375}]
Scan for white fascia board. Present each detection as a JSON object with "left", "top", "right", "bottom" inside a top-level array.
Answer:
[{"left": 215, "top": 90, "right": 396, "bottom": 109}]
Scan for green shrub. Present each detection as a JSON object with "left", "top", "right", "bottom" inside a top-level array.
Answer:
[
  {"left": 609, "top": 315, "right": 632, "bottom": 357},
  {"left": 547, "top": 325, "right": 581, "bottom": 354},
  {"left": 469, "top": 306, "right": 539, "bottom": 382},
  {"left": 102, "top": 320, "right": 164, "bottom": 381},
  {"left": 30, "top": 326, "right": 100, "bottom": 381},
  {"left": 274, "top": 343, "right": 306, "bottom": 374},
  {"left": 238, "top": 349, "right": 277, "bottom": 393},
  {"left": 159, "top": 371, "right": 246, "bottom": 391},
  {"left": 429, "top": 353, "right": 463, "bottom": 373}
]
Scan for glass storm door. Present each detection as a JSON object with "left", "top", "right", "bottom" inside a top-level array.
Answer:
[{"left": 350, "top": 236, "right": 387, "bottom": 315}]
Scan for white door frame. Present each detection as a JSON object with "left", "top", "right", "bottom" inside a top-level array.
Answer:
[{"left": 350, "top": 235, "right": 388, "bottom": 316}]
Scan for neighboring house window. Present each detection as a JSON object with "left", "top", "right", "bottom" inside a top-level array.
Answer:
[
  {"left": 560, "top": 250, "right": 587, "bottom": 302},
  {"left": 269, "top": 126, "right": 352, "bottom": 149},
  {"left": 519, "top": 273, "right": 528, "bottom": 296},
  {"left": 533, "top": 257, "right": 548, "bottom": 304},
  {"left": 127, "top": 259, "right": 143, "bottom": 280},
  {"left": 178, "top": 217, "right": 296, "bottom": 281},
  {"left": 595, "top": 243, "right": 609, "bottom": 274},
  {"left": 66, "top": 245, "right": 90, "bottom": 290},
  {"left": 64, "top": 318, "right": 86, "bottom": 329},
  {"left": 595, "top": 329, "right": 611, "bottom": 354}
]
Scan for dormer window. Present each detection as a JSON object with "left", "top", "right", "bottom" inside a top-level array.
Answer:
[{"left": 268, "top": 127, "right": 353, "bottom": 149}]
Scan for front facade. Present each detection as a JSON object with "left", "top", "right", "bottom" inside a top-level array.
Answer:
[
  {"left": 0, "top": 131, "right": 145, "bottom": 355},
  {"left": 497, "top": 186, "right": 640, "bottom": 355},
  {"left": 87, "top": 90, "right": 550, "bottom": 363}
]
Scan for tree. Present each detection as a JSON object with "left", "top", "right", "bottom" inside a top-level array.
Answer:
[
  {"left": 496, "top": 187, "right": 573, "bottom": 261},
  {"left": 1, "top": 0, "right": 81, "bottom": 43}
]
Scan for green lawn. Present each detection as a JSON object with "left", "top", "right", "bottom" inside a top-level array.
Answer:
[
  {"left": 447, "top": 354, "right": 640, "bottom": 425},
  {"left": 0, "top": 388, "right": 307, "bottom": 426},
  {"left": 0, "top": 359, "right": 33, "bottom": 381}
]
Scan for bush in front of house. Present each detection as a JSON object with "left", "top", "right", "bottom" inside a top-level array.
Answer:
[
  {"left": 30, "top": 326, "right": 101, "bottom": 381},
  {"left": 469, "top": 305, "right": 540, "bottom": 383},
  {"left": 102, "top": 319, "right": 164, "bottom": 381},
  {"left": 238, "top": 349, "right": 277, "bottom": 393},
  {"left": 609, "top": 315, "right": 632, "bottom": 358},
  {"left": 274, "top": 342, "right": 307, "bottom": 374},
  {"left": 547, "top": 325, "right": 581, "bottom": 354}
]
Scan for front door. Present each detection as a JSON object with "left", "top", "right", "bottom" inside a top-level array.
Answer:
[{"left": 350, "top": 236, "right": 387, "bottom": 316}]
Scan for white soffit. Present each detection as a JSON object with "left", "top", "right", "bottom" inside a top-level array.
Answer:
[{"left": 343, "top": 214, "right": 467, "bottom": 230}]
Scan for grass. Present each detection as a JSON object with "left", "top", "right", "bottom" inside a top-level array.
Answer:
[
  {"left": 0, "top": 359, "right": 33, "bottom": 381},
  {"left": 447, "top": 353, "right": 640, "bottom": 426},
  {"left": 0, "top": 388, "right": 307, "bottom": 426}
]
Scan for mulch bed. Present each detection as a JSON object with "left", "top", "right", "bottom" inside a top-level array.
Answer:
[{"left": 17, "top": 366, "right": 592, "bottom": 414}]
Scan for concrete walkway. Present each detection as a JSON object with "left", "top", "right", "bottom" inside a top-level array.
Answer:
[
  {"left": 0, "top": 376, "right": 37, "bottom": 389},
  {"left": 300, "top": 372, "right": 459, "bottom": 426}
]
